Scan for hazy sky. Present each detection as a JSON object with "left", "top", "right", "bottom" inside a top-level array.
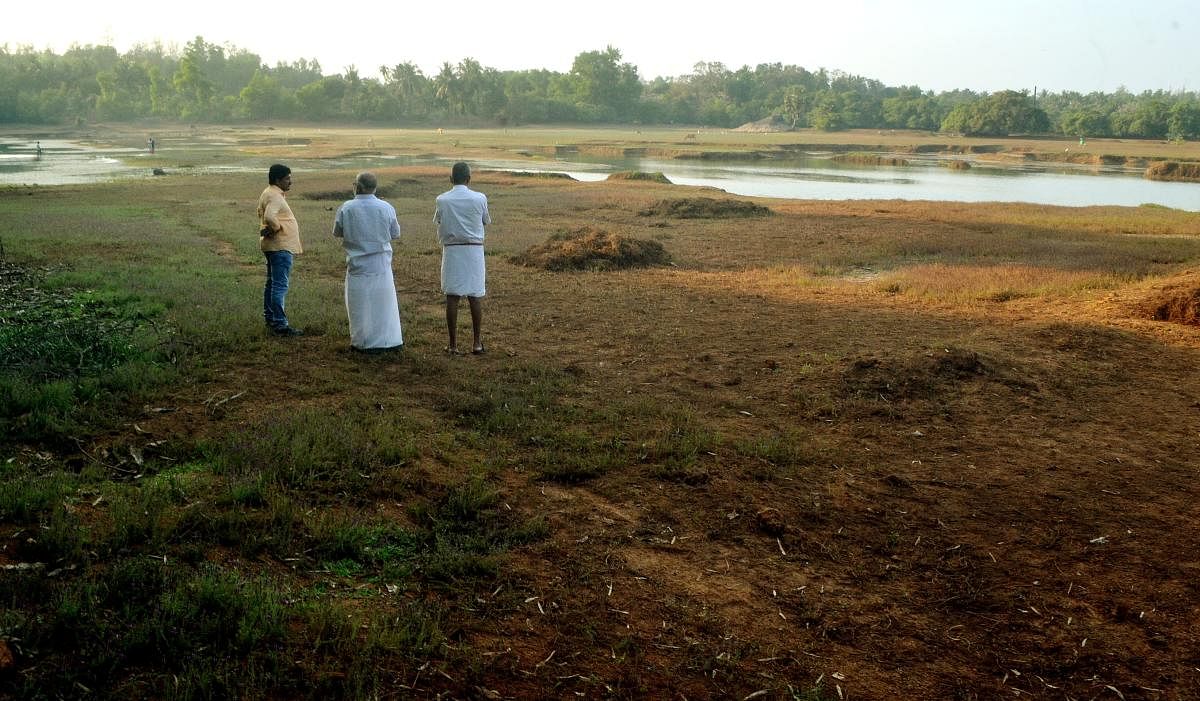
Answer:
[{"left": 4, "top": 0, "right": 1197, "bottom": 94}]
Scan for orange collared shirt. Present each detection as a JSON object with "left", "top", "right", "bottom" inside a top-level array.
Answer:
[{"left": 257, "top": 185, "right": 303, "bottom": 254}]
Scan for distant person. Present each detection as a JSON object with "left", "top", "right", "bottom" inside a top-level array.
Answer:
[
  {"left": 148, "top": 137, "right": 156, "bottom": 153},
  {"left": 257, "top": 164, "right": 304, "bottom": 336},
  {"left": 34, "top": 141, "right": 42, "bottom": 158},
  {"left": 434, "top": 162, "right": 491, "bottom": 355},
  {"left": 333, "top": 172, "right": 404, "bottom": 352}
]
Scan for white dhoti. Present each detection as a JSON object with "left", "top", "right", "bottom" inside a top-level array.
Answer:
[
  {"left": 440, "top": 245, "right": 486, "bottom": 297},
  {"left": 345, "top": 251, "right": 403, "bottom": 349}
]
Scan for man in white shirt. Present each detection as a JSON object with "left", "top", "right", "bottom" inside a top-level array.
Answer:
[
  {"left": 434, "top": 162, "right": 491, "bottom": 355},
  {"left": 333, "top": 172, "right": 404, "bottom": 352}
]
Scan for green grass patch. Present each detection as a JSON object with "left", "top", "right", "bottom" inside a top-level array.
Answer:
[{"left": 205, "top": 405, "right": 420, "bottom": 496}]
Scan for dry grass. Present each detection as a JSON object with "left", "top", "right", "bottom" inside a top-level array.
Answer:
[
  {"left": 1145, "top": 160, "right": 1200, "bottom": 182},
  {"left": 639, "top": 196, "right": 773, "bottom": 219},
  {"left": 1147, "top": 287, "right": 1200, "bottom": 324},
  {"left": 509, "top": 227, "right": 672, "bottom": 271},
  {"left": 606, "top": 170, "right": 672, "bottom": 183},
  {"left": 873, "top": 263, "right": 1129, "bottom": 304},
  {"left": 6, "top": 125, "right": 1200, "bottom": 700}
]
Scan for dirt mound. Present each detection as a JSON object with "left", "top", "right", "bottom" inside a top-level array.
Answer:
[
  {"left": 1148, "top": 288, "right": 1200, "bottom": 324},
  {"left": 606, "top": 171, "right": 672, "bottom": 184},
  {"left": 509, "top": 227, "right": 671, "bottom": 272},
  {"left": 944, "top": 159, "right": 972, "bottom": 170},
  {"left": 1145, "top": 160, "right": 1200, "bottom": 182},
  {"left": 639, "top": 197, "right": 772, "bottom": 219},
  {"left": 840, "top": 347, "right": 1034, "bottom": 406},
  {"left": 734, "top": 116, "right": 791, "bottom": 133}
]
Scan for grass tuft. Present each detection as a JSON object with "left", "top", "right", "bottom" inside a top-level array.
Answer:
[{"left": 639, "top": 196, "right": 772, "bottom": 218}]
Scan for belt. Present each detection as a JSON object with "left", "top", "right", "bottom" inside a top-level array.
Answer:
[{"left": 444, "top": 242, "right": 483, "bottom": 246}]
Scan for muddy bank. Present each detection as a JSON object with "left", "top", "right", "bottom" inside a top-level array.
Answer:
[
  {"left": 832, "top": 152, "right": 910, "bottom": 166},
  {"left": 1144, "top": 160, "right": 1200, "bottom": 182},
  {"left": 535, "top": 141, "right": 1155, "bottom": 169}
]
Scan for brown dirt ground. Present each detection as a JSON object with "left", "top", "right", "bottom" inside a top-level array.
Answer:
[{"left": 37, "top": 169, "right": 1200, "bottom": 699}]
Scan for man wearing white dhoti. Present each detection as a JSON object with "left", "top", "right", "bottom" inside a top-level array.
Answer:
[
  {"left": 333, "top": 172, "right": 404, "bottom": 352},
  {"left": 434, "top": 162, "right": 492, "bottom": 355}
]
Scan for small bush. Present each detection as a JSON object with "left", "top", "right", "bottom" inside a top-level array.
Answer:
[
  {"left": 510, "top": 227, "right": 672, "bottom": 271},
  {"left": 639, "top": 197, "right": 772, "bottom": 219}
]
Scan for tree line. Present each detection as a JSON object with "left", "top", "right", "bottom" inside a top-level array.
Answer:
[{"left": 3, "top": 37, "right": 1199, "bottom": 140}]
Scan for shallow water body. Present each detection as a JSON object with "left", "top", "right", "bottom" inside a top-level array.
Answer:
[
  {"left": 484, "top": 154, "right": 1200, "bottom": 211},
  {"left": 2, "top": 137, "right": 1196, "bottom": 211}
]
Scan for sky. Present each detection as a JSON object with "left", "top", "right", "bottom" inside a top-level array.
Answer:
[{"left": 3, "top": 0, "right": 1198, "bottom": 94}]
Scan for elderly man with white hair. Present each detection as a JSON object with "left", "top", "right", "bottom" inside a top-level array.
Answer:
[{"left": 332, "top": 171, "right": 404, "bottom": 352}]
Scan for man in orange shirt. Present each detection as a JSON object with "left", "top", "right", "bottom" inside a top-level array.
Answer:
[{"left": 257, "top": 164, "right": 304, "bottom": 336}]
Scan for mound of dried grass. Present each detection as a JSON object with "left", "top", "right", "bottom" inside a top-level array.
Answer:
[
  {"left": 639, "top": 197, "right": 772, "bottom": 219},
  {"left": 607, "top": 171, "right": 672, "bottom": 184},
  {"left": 510, "top": 227, "right": 671, "bottom": 272}
]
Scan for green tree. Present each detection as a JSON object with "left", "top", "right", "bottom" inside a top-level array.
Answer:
[
  {"left": 809, "top": 91, "right": 846, "bottom": 131},
  {"left": 433, "top": 62, "right": 462, "bottom": 116},
  {"left": 295, "top": 75, "right": 346, "bottom": 121},
  {"left": 940, "top": 90, "right": 1049, "bottom": 136},
  {"left": 381, "top": 61, "right": 430, "bottom": 117},
  {"left": 172, "top": 39, "right": 216, "bottom": 119},
  {"left": 96, "top": 57, "right": 153, "bottom": 120},
  {"left": 882, "top": 87, "right": 945, "bottom": 130},
  {"left": 237, "top": 69, "right": 283, "bottom": 120},
  {"left": 1110, "top": 98, "right": 1169, "bottom": 138},
  {"left": 781, "top": 85, "right": 810, "bottom": 127},
  {"left": 568, "top": 46, "right": 641, "bottom": 121},
  {"left": 1058, "top": 108, "right": 1109, "bottom": 138},
  {"left": 1167, "top": 99, "right": 1200, "bottom": 140}
]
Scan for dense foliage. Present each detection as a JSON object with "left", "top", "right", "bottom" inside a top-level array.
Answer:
[{"left": 3, "top": 37, "right": 1199, "bottom": 138}]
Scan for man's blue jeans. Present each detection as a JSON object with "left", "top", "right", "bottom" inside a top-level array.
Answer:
[{"left": 263, "top": 250, "right": 293, "bottom": 330}]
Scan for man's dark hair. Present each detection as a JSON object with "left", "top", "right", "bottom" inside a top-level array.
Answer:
[
  {"left": 451, "top": 162, "right": 471, "bottom": 185},
  {"left": 268, "top": 164, "right": 291, "bottom": 185}
]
